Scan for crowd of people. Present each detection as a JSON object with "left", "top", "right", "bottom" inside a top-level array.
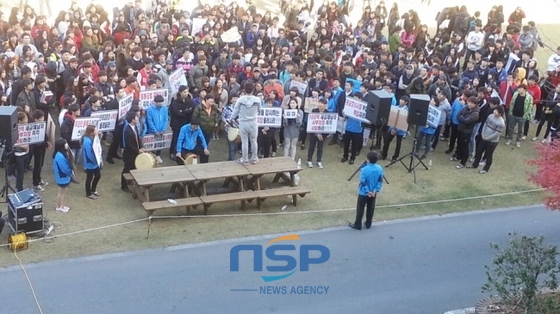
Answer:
[{"left": 0, "top": 0, "right": 559, "bottom": 213}]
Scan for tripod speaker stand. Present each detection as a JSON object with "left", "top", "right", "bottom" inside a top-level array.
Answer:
[
  {"left": 385, "top": 94, "right": 431, "bottom": 183},
  {"left": 385, "top": 125, "right": 428, "bottom": 183},
  {"left": 0, "top": 145, "right": 16, "bottom": 203}
]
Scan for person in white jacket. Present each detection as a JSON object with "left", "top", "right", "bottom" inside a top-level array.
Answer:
[
  {"left": 229, "top": 82, "right": 261, "bottom": 164},
  {"left": 546, "top": 46, "right": 560, "bottom": 72},
  {"left": 462, "top": 23, "right": 484, "bottom": 71}
]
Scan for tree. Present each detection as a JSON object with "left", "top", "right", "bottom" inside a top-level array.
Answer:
[
  {"left": 482, "top": 233, "right": 560, "bottom": 313},
  {"left": 527, "top": 143, "right": 560, "bottom": 209}
]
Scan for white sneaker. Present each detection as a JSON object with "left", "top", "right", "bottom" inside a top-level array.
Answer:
[
  {"left": 271, "top": 152, "right": 276, "bottom": 157},
  {"left": 505, "top": 140, "right": 511, "bottom": 145},
  {"left": 515, "top": 142, "right": 521, "bottom": 148},
  {"left": 40, "top": 180, "right": 48, "bottom": 186},
  {"left": 34, "top": 185, "right": 45, "bottom": 192},
  {"left": 56, "top": 207, "right": 69, "bottom": 213},
  {"left": 479, "top": 160, "right": 486, "bottom": 166},
  {"left": 307, "top": 161, "right": 313, "bottom": 168},
  {"left": 532, "top": 137, "right": 538, "bottom": 141},
  {"left": 317, "top": 162, "right": 324, "bottom": 169},
  {"left": 156, "top": 156, "right": 163, "bottom": 164}
]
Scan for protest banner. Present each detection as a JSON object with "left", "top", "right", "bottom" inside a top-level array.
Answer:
[
  {"left": 362, "top": 128, "right": 371, "bottom": 147},
  {"left": 426, "top": 105, "right": 441, "bottom": 128},
  {"left": 139, "top": 89, "right": 169, "bottom": 110},
  {"left": 336, "top": 117, "right": 346, "bottom": 134},
  {"left": 90, "top": 110, "right": 118, "bottom": 132},
  {"left": 304, "top": 98, "right": 321, "bottom": 113},
  {"left": 118, "top": 94, "right": 133, "bottom": 120},
  {"left": 388, "top": 106, "right": 409, "bottom": 132},
  {"left": 71, "top": 118, "right": 100, "bottom": 141},
  {"left": 306, "top": 113, "right": 338, "bottom": 134},
  {"left": 169, "top": 68, "right": 188, "bottom": 95},
  {"left": 15, "top": 122, "right": 46, "bottom": 146},
  {"left": 346, "top": 78, "right": 362, "bottom": 93},
  {"left": 142, "top": 132, "right": 173, "bottom": 151},
  {"left": 257, "top": 107, "right": 282, "bottom": 127},
  {"left": 289, "top": 80, "right": 308, "bottom": 95},
  {"left": 343, "top": 98, "right": 370, "bottom": 123},
  {"left": 220, "top": 27, "right": 242, "bottom": 43},
  {"left": 93, "top": 135, "right": 103, "bottom": 166},
  {"left": 284, "top": 109, "right": 298, "bottom": 119}
]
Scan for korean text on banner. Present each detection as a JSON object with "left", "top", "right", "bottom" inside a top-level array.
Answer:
[
  {"left": 362, "top": 128, "right": 371, "bottom": 147},
  {"left": 304, "top": 98, "right": 321, "bottom": 113},
  {"left": 289, "top": 80, "right": 308, "bottom": 96},
  {"left": 169, "top": 68, "right": 188, "bottom": 95},
  {"left": 139, "top": 89, "right": 169, "bottom": 110},
  {"left": 343, "top": 98, "right": 370, "bottom": 123},
  {"left": 71, "top": 118, "right": 100, "bottom": 141},
  {"left": 336, "top": 117, "right": 346, "bottom": 134},
  {"left": 221, "top": 27, "right": 242, "bottom": 43},
  {"left": 15, "top": 122, "right": 46, "bottom": 146},
  {"left": 306, "top": 113, "right": 338, "bottom": 133},
  {"left": 93, "top": 135, "right": 103, "bottom": 166},
  {"left": 257, "top": 107, "right": 282, "bottom": 127},
  {"left": 284, "top": 109, "right": 298, "bottom": 119},
  {"left": 90, "top": 110, "right": 118, "bottom": 132},
  {"left": 118, "top": 94, "right": 133, "bottom": 120},
  {"left": 142, "top": 132, "right": 173, "bottom": 151},
  {"left": 426, "top": 105, "right": 441, "bottom": 128}
]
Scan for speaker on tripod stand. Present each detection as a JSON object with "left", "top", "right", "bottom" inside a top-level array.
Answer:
[
  {"left": 364, "top": 90, "right": 392, "bottom": 149},
  {"left": 386, "top": 94, "right": 431, "bottom": 183}
]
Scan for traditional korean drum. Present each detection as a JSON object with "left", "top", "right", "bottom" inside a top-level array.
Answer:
[
  {"left": 227, "top": 127, "right": 241, "bottom": 143},
  {"left": 135, "top": 152, "right": 157, "bottom": 169}
]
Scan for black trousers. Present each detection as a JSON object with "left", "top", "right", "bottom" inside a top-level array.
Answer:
[
  {"left": 176, "top": 147, "right": 208, "bottom": 164},
  {"left": 457, "top": 132, "right": 471, "bottom": 165},
  {"left": 85, "top": 168, "right": 101, "bottom": 196},
  {"left": 121, "top": 152, "right": 136, "bottom": 189},
  {"left": 32, "top": 146, "right": 46, "bottom": 186},
  {"left": 258, "top": 131, "right": 274, "bottom": 158},
  {"left": 108, "top": 124, "right": 124, "bottom": 159},
  {"left": 307, "top": 134, "right": 325, "bottom": 162},
  {"left": 536, "top": 115, "right": 553, "bottom": 138},
  {"left": 448, "top": 123, "right": 459, "bottom": 152},
  {"left": 299, "top": 123, "right": 308, "bottom": 145},
  {"left": 381, "top": 131, "right": 403, "bottom": 160},
  {"left": 472, "top": 140, "right": 498, "bottom": 171},
  {"left": 431, "top": 125, "right": 443, "bottom": 149},
  {"left": 442, "top": 123, "right": 450, "bottom": 138},
  {"left": 523, "top": 119, "right": 530, "bottom": 137},
  {"left": 535, "top": 103, "right": 544, "bottom": 122},
  {"left": 354, "top": 194, "right": 376, "bottom": 228},
  {"left": 278, "top": 126, "right": 284, "bottom": 145},
  {"left": 14, "top": 154, "right": 27, "bottom": 191},
  {"left": 343, "top": 131, "right": 361, "bottom": 160},
  {"left": 170, "top": 127, "right": 181, "bottom": 155}
]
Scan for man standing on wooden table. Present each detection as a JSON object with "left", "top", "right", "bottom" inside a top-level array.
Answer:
[{"left": 229, "top": 83, "right": 261, "bottom": 165}]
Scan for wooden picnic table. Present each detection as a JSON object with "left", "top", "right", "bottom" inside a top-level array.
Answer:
[
  {"left": 243, "top": 157, "right": 300, "bottom": 191},
  {"left": 130, "top": 166, "right": 196, "bottom": 202},
  {"left": 186, "top": 160, "right": 251, "bottom": 194}
]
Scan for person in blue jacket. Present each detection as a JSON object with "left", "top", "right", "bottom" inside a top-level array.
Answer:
[
  {"left": 53, "top": 138, "right": 73, "bottom": 213},
  {"left": 349, "top": 151, "right": 384, "bottom": 230},
  {"left": 445, "top": 91, "right": 471, "bottom": 155},
  {"left": 146, "top": 95, "right": 169, "bottom": 164},
  {"left": 381, "top": 95, "right": 409, "bottom": 162},
  {"left": 82, "top": 125, "right": 102, "bottom": 200},
  {"left": 341, "top": 92, "right": 364, "bottom": 165},
  {"left": 175, "top": 118, "right": 210, "bottom": 164}
]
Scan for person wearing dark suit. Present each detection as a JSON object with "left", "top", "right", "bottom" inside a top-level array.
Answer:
[
  {"left": 348, "top": 151, "right": 384, "bottom": 230},
  {"left": 121, "top": 111, "right": 146, "bottom": 191},
  {"left": 329, "top": 81, "right": 355, "bottom": 145}
]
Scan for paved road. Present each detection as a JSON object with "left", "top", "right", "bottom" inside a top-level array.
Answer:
[{"left": 2, "top": 205, "right": 559, "bottom": 314}]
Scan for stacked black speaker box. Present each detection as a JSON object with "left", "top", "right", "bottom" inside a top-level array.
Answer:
[
  {"left": 8, "top": 188, "right": 44, "bottom": 235},
  {"left": 407, "top": 94, "right": 431, "bottom": 126},
  {"left": 0, "top": 106, "right": 19, "bottom": 148},
  {"left": 364, "top": 90, "right": 392, "bottom": 125}
]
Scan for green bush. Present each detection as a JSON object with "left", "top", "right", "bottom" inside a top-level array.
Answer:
[{"left": 482, "top": 233, "right": 560, "bottom": 313}]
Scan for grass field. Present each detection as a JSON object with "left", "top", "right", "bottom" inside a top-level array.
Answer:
[{"left": 0, "top": 2, "right": 558, "bottom": 267}]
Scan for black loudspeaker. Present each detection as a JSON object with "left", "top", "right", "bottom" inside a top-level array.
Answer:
[
  {"left": 0, "top": 106, "right": 19, "bottom": 148},
  {"left": 364, "top": 90, "right": 392, "bottom": 125},
  {"left": 408, "top": 94, "right": 431, "bottom": 126}
]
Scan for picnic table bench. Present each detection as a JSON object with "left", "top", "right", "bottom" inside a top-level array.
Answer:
[
  {"left": 130, "top": 166, "right": 196, "bottom": 202},
  {"left": 243, "top": 157, "right": 300, "bottom": 191},
  {"left": 254, "top": 186, "right": 311, "bottom": 209},
  {"left": 142, "top": 197, "right": 203, "bottom": 217}
]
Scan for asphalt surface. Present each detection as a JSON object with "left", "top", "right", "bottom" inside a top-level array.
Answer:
[{"left": 2, "top": 205, "right": 559, "bottom": 314}]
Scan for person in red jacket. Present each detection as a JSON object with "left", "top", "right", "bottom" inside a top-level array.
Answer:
[
  {"left": 31, "top": 16, "right": 50, "bottom": 40},
  {"left": 499, "top": 74, "right": 518, "bottom": 115},
  {"left": 524, "top": 75, "right": 542, "bottom": 139}
]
